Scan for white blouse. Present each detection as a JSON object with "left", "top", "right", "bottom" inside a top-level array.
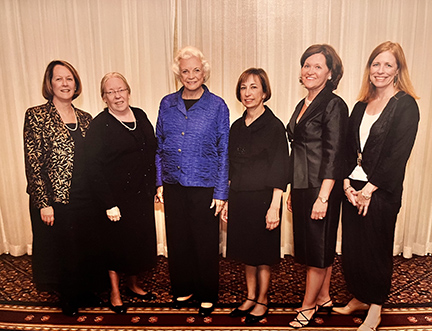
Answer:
[{"left": 349, "top": 111, "right": 382, "bottom": 181}]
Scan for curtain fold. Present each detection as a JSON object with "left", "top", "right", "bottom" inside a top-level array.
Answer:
[{"left": 0, "top": 0, "right": 431, "bottom": 258}]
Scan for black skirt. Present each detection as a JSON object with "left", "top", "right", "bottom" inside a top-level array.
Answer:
[
  {"left": 103, "top": 192, "right": 157, "bottom": 275},
  {"left": 227, "top": 189, "right": 281, "bottom": 266},
  {"left": 341, "top": 179, "right": 401, "bottom": 305},
  {"left": 291, "top": 183, "right": 342, "bottom": 268}
]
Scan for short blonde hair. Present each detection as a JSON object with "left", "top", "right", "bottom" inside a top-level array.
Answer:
[
  {"left": 358, "top": 41, "right": 419, "bottom": 102},
  {"left": 172, "top": 46, "right": 210, "bottom": 83},
  {"left": 42, "top": 60, "right": 82, "bottom": 101},
  {"left": 100, "top": 72, "right": 131, "bottom": 98}
]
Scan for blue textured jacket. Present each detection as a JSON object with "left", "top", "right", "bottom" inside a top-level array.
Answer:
[{"left": 155, "top": 85, "right": 230, "bottom": 200}]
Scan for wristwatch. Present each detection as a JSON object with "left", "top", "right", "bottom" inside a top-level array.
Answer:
[{"left": 319, "top": 196, "right": 328, "bottom": 203}]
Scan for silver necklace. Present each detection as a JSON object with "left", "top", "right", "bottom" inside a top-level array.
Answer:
[{"left": 109, "top": 108, "right": 137, "bottom": 131}]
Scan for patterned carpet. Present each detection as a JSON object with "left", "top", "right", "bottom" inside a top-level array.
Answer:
[{"left": 1, "top": 253, "right": 432, "bottom": 330}]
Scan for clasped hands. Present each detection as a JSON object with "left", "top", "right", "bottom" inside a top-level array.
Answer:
[{"left": 345, "top": 186, "right": 372, "bottom": 216}]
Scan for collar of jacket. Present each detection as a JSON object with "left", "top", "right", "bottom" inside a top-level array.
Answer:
[
  {"left": 295, "top": 85, "right": 335, "bottom": 125},
  {"left": 47, "top": 100, "right": 86, "bottom": 136},
  {"left": 241, "top": 105, "right": 274, "bottom": 132},
  {"left": 172, "top": 84, "right": 211, "bottom": 115}
]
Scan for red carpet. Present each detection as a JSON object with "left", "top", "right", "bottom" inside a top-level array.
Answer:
[{"left": 1, "top": 254, "right": 432, "bottom": 330}]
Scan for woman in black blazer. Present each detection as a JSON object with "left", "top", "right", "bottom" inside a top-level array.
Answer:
[
  {"left": 286, "top": 44, "right": 348, "bottom": 328},
  {"left": 334, "top": 42, "right": 419, "bottom": 331},
  {"left": 86, "top": 72, "right": 157, "bottom": 314}
]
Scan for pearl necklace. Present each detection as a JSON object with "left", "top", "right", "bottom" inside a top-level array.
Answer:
[
  {"left": 109, "top": 108, "right": 137, "bottom": 131},
  {"left": 65, "top": 122, "right": 78, "bottom": 131}
]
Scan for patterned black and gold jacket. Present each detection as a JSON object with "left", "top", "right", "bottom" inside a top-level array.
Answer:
[{"left": 24, "top": 101, "right": 92, "bottom": 209}]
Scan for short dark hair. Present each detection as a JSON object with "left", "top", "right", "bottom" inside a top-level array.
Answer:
[
  {"left": 236, "top": 68, "right": 272, "bottom": 102},
  {"left": 42, "top": 60, "right": 82, "bottom": 100},
  {"left": 300, "top": 44, "right": 344, "bottom": 90}
]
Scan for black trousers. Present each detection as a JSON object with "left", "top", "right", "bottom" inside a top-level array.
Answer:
[
  {"left": 341, "top": 179, "right": 400, "bottom": 305},
  {"left": 30, "top": 200, "right": 106, "bottom": 301},
  {"left": 163, "top": 183, "right": 220, "bottom": 303}
]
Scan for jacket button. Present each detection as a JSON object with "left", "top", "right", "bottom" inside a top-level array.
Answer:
[{"left": 178, "top": 149, "right": 181, "bottom": 152}]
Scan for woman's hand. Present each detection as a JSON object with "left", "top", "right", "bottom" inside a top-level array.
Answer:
[
  {"left": 286, "top": 192, "right": 293, "bottom": 212},
  {"left": 155, "top": 186, "right": 164, "bottom": 203},
  {"left": 344, "top": 180, "right": 358, "bottom": 207},
  {"left": 266, "top": 206, "right": 280, "bottom": 230},
  {"left": 210, "top": 199, "right": 226, "bottom": 216},
  {"left": 355, "top": 191, "right": 371, "bottom": 216},
  {"left": 106, "top": 206, "right": 121, "bottom": 222},
  {"left": 311, "top": 179, "right": 334, "bottom": 220},
  {"left": 40, "top": 206, "right": 54, "bottom": 226},
  {"left": 220, "top": 202, "right": 228, "bottom": 223},
  {"left": 355, "top": 182, "right": 377, "bottom": 216},
  {"left": 311, "top": 198, "right": 328, "bottom": 220}
]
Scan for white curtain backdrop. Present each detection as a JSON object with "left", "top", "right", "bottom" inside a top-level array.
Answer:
[{"left": 0, "top": 0, "right": 431, "bottom": 258}]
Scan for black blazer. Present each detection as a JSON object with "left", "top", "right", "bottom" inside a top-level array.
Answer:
[
  {"left": 287, "top": 86, "right": 348, "bottom": 189},
  {"left": 86, "top": 107, "right": 157, "bottom": 210},
  {"left": 345, "top": 92, "right": 419, "bottom": 201}
]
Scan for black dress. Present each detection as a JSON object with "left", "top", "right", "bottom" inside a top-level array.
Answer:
[
  {"left": 287, "top": 87, "right": 348, "bottom": 268},
  {"left": 342, "top": 92, "right": 419, "bottom": 305},
  {"left": 227, "top": 107, "right": 289, "bottom": 266},
  {"left": 86, "top": 107, "right": 157, "bottom": 275},
  {"left": 30, "top": 122, "right": 105, "bottom": 299}
]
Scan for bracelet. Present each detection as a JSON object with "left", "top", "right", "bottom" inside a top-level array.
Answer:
[{"left": 344, "top": 185, "right": 352, "bottom": 192}]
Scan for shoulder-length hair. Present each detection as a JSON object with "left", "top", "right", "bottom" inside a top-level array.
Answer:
[
  {"left": 235, "top": 68, "right": 272, "bottom": 103},
  {"left": 300, "top": 44, "right": 344, "bottom": 91},
  {"left": 358, "top": 41, "right": 419, "bottom": 102},
  {"left": 42, "top": 60, "right": 82, "bottom": 101},
  {"left": 172, "top": 46, "right": 211, "bottom": 83},
  {"left": 100, "top": 72, "right": 131, "bottom": 98}
]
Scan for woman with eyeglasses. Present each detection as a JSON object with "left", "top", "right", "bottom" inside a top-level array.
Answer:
[{"left": 86, "top": 72, "right": 157, "bottom": 314}]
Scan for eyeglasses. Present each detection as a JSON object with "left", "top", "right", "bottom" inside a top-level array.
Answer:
[{"left": 104, "top": 88, "right": 128, "bottom": 96}]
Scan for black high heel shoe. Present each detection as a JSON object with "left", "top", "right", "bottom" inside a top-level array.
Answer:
[
  {"left": 172, "top": 295, "right": 194, "bottom": 309},
  {"left": 317, "top": 299, "right": 333, "bottom": 315},
  {"left": 108, "top": 301, "right": 127, "bottom": 314},
  {"left": 229, "top": 298, "right": 257, "bottom": 318},
  {"left": 126, "top": 288, "right": 157, "bottom": 301},
  {"left": 198, "top": 302, "right": 215, "bottom": 317},
  {"left": 245, "top": 302, "right": 269, "bottom": 324},
  {"left": 289, "top": 306, "right": 316, "bottom": 329}
]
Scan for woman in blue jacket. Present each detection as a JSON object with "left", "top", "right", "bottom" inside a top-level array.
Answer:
[{"left": 155, "top": 46, "right": 230, "bottom": 317}]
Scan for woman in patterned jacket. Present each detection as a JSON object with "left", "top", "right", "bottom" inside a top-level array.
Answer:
[{"left": 24, "top": 60, "right": 102, "bottom": 316}]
